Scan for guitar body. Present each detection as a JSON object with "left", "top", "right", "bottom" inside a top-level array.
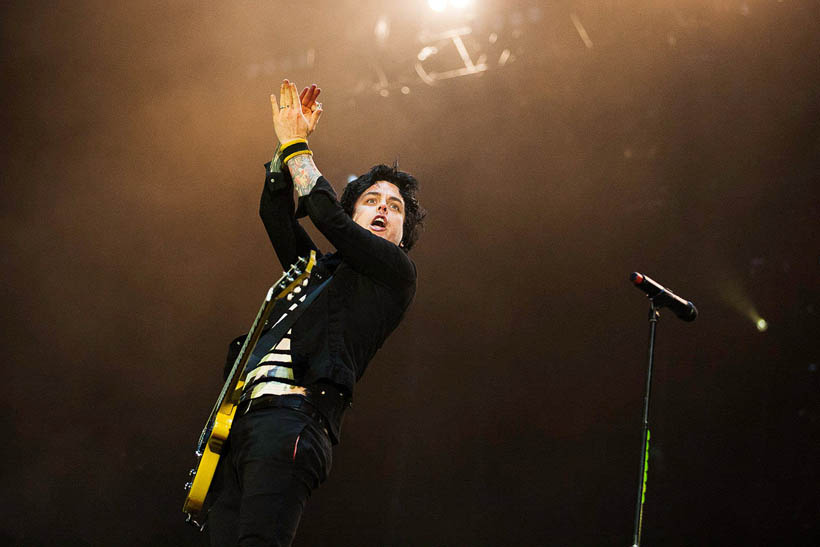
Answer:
[
  {"left": 182, "top": 386, "right": 241, "bottom": 517},
  {"left": 183, "top": 252, "right": 315, "bottom": 528}
]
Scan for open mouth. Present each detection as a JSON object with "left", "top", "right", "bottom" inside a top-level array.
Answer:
[{"left": 370, "top": 215, "right": 387, "bottom": 231}]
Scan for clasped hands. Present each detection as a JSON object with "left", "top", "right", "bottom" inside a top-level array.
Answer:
[{"left": 271, "top": 79, "right": 323, "bottom": 144}]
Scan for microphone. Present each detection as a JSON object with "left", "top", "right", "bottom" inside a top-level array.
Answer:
[{"left": 630, "top": 272, "right": 698, "bottom": 322}]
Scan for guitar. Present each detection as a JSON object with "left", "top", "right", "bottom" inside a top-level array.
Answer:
[{"left": 182, "top": 251, "right": 316, "bottom": 529}]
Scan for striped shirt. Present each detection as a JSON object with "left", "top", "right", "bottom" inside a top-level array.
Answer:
[{"left": 241, "top": 288, "right": 309, "bottom": 400}]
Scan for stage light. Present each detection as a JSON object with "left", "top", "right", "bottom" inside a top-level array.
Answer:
[
  {"left": 417, "top": 46, "right": 438, "bottom": 61},
  {"left": 451, "top": 0, "right": 473, "bottom": 8},
  {"left": 374, "top": 16, "right": 390, "bottom": 43},
  {"left": 428, "top": 0, "right": 446, "bottom": 12},
  {"left": 718, "top": 276, "right": 770, "bottom": 334}
]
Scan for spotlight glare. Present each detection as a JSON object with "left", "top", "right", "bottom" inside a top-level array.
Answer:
[
  {"left": 756, "top": 318, "right": 768, "bottom": 332},
  {"left": 374, "top": 16, "right": 390, "bottom": 42},
  {"left": 428, "top": 0, "right": 447, "bottom": 12},
  {"left": 452, "top": 0, "right": 471, "bottom": 7},
  {"left": 417, "top": 46, "right": 438, "bottom": 61}
]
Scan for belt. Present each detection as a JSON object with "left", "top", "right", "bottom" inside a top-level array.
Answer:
[{"left": 238, "top": 393, "right": 330, "bottom": 435}]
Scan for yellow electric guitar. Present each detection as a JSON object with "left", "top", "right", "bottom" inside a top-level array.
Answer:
[{"left": 183, "top": 251, "right": 316, "bottom": 529}]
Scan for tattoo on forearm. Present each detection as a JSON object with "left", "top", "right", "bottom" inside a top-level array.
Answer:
[{"left": 287, "top": 154, "right": 322, "bottom": 196}]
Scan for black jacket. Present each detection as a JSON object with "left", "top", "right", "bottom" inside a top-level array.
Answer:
[{"left": 224, "top": 162, "right": 416, "bottom": 443}]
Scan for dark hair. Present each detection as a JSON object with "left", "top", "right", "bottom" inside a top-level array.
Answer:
[{"left": 340, "top": 164, "right": 426, "bottom": 251}]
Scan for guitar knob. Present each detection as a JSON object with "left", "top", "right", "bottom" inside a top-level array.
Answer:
[
  {"left": 188, "top": 469, "right": 197, "bottom": 478},
  {"left": 184, "top": 481, "right": 193, "bottom": 491}
]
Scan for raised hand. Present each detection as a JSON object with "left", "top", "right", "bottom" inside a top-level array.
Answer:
[
  {"left": 271, "top": 79, "right": 323, "bottom": 143},
  {"left": 299, "top": 84, "right": 323, "bottom": 135}
]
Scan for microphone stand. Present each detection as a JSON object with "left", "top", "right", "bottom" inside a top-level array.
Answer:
[{"left": 631, "top": 299, "right": 659, "bottom": 547}]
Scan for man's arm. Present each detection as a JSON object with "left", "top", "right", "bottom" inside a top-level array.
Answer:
[
  {"left": 270, "top": 82, "right": 322, "bottom": 177},
  {"left": 272, "top": 80, "right": 415, "bottom": 287},
  {"left": 288, "top": 154, "right": 414, "bottom": 286},
  {"left": 260, "top": 82, "right": 325, "bottom": 269},
  {"left": 288, "top": 153, "right": 323, "bottom": 197},
  {"left": 259, "top": 153, "right": 318, "bottom": 270}
]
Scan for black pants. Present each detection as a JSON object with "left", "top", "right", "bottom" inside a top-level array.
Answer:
[{"left": 205, "top": 406, "right": 333, "bottom": 546}]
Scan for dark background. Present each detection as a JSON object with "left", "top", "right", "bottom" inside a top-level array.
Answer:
[{"left": 2, "top": 1, "right": 818, "bottom": 545}]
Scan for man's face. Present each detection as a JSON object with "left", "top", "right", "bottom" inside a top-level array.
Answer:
[{"left": 352, "top": 181, "right": 405, "bottom": 247}]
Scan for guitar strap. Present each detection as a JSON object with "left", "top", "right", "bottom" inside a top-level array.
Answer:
[{"left": 243, "top": 275, "right": 333, "bottom": 375}]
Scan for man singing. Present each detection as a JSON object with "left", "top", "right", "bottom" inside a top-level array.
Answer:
[{"left": 204, "top": 79, "right": 425, "bottom": 546}]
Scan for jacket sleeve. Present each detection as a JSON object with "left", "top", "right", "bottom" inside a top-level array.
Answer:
[
  {"left": 259, "top": 160, "right": 318, "bottom": 270},
  {"left": 296, "top": 176, "right": 416, "bottom": 289}
]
